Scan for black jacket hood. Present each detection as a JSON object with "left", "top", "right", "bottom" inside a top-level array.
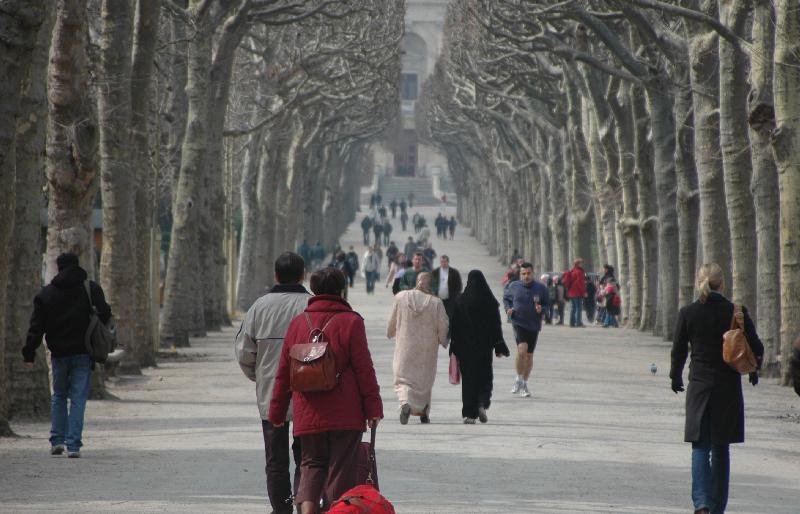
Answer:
[{"left": 51, "top": 266, "right": 88, "bottom": 289}]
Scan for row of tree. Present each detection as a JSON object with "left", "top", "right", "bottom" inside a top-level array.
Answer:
[
  {"left": 417, "top": 0, "right": 799, "bottom": 384},
  {"left": 0, "top": 0, "right": 403, "bottom": 435}
]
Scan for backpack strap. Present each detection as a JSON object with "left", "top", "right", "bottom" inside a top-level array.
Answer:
[
  {"left": 302, "top": 312, "right": 340, "bottom": 342},
  {"left": 83, "top": 280, "right": 97, "bottom": 316}
]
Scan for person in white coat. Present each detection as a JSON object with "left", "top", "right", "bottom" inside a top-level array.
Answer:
[{"left": 387, "top": 272, "right": 449, "bottom": 424}]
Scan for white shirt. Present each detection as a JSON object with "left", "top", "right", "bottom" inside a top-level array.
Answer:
[{"left": 438, "top": 267, "right": 450, "bottom": 300}]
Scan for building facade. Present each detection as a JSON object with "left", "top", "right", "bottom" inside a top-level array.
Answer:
[{"left": 373, "top": 0, "right": 449, "bottom": 180}]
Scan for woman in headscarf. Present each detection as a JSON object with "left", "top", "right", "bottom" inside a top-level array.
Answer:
[{"left": 450, "top": 270, "right": 510, "bottom": 424}]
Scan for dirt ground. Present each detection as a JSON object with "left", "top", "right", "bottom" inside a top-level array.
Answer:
[{"left": 2, "top": 205, "right": 799, "bottom": 513}]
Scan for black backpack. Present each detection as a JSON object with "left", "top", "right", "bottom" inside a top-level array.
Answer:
[{"left": 83, "top": 281, "right": 117, "bottom": 363}]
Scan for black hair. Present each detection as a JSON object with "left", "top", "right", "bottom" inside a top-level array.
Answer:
[
  {"left": 310, "top": 268, "right": 346, "bottom": 296},
  {"left": 56, "top": 252, "right": 80, "bottom": 271},
  {"left": 520, "top": 262, "right": 534, "bottom": 270},
  {"left": 274, "top": 252, "right": 305, "bottom": 284},
  {"left": 414, "top": 251, "right": 424, "bottom": 258}
]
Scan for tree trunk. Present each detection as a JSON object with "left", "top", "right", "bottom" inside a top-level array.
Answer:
[
  {"left": 771, "top": 0, "right": 800, "bottom": 386},
  {"left": 5, "top": 1, "right": 54, "bottom": 423},
  {"left": 718, "top": 0, "right": 757, "bottom": 313},
  {"left": 673, "top": 63, "right": 700, "bottom": 310},
  {"left": 565, "top": 79, "right": 595, "bottom": 267},
  {"left": 690, "top": 31, "right": 733, "bottom": 287},
  {"left": 632, "top": 87, "right": 658, "bottom": 332},
  {"left": 549, "top": 133, "right": 568, "bottom": 271},
  {"left": 235, "top": 130, "right": 264, "bottom": 311},
  {"left": 0, "top": 0, "right": 47, "bottom": 434},
  {"left": 98, "top": 0, "right": 138, "bottom": 374},
  {"left": 130, "top": 0, "right": 161, "bottom": 368},
  {"left": 160, "top": 10, "right": 212, "bottom": 346},
  {"left": 748, "top": 0, "right": 780, "bottom": 376}
]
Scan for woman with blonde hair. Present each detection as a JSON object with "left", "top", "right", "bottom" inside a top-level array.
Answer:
[{"left": 670, "top": 263, "right": 763, "bottom": 514}]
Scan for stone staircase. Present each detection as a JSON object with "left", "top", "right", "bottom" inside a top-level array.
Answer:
[{"left": 378, "top": 176, "right": 439, "bottom": 206}]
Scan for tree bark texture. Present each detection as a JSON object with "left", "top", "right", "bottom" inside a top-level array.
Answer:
[
  {"left": 748, "top": 0, "right": 780, "bottom": 375},
  {"left": 771, "top": 0, "right": 800, "bottom": 385},
  {"left": 5, "top": 1, "right": 54, "bottom": 422},
  {"left": 718, "top": 0, "right": 757, "bottom": 313},
  {"left": 98, "top": 0, "right": 138, "bottom": 373}
]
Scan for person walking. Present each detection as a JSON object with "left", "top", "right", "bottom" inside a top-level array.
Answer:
[
  {"left": 235, "top": 252, "right": 310, "bottom": 513},
  {"left": 399, "top": 252, "right": 430, "bottom": 291},
  {"left": 360, "top": 216, "right": 372, "bottom": 246},
  {"left": 503, "top": 262, "right": 549, "bottom": 398},
  {"left": 297, "top": 240, "right": 312, "bottom": 270},
  {"left": 448, "top": 216, "right": 457, "bottom": 240},
  {"left": 585, "top": 275, "right": 597, "bottom": 323},
  {"left": 400, "top": 210, "right": 409, "bottom": 232},
  {"left": 372, "top": 219, "right": 383, "bottom": 248},
  {"left": 554, "top": 275, "right": 566, "bottom": 325},
  {"left": 562, "top": 257, "right": 587, "bottom": 327},
  {"left": 269, "top": 268, "right": 383, "bottom": 514},
  {"left": 403, "top": 236, "right": 417, "bottom": 262},
  {"left": 382, "top": 219, "right": 393, "bottom": 246},
  {"left": 432, "top": 255, "right": 463, "bottom": 319},
  {"left": 422, "top": 243, "right": 437, "bottom": 270},
  {"left": 344, "top": 246, "right": 359, "bottom": 288},
  {"left": 390, "top": 198, "right": 398, "bottom": 218},
  {"left": 450, "top": 270, "right": 510, "bottom": 424},
  {"left": 385, "top": 241, "right": 399, "bottom": 269},
  {"left": 22, "top": 252, "right": 113, "bottom": 458},
  {"left": 670, "top": 263, "right": 763, "bottom": 514},
  {"left": 362, "top": 246, "right": 381, "bottom": 294},
  {"left": 791, "top": 336, "right": 800, "bottom": 397},
  {"left": 310, "top": 241, "right": 325, "bottom": 271},
  {"left": 385, "top": 252, "right": 406, "bottom": 295},
  {"left": 387, "top": 272, "right": 449, "bottom": 424}
]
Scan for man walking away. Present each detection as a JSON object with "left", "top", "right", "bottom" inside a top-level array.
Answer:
[
  {"left": 448, "top": 216, "right": 457, "bottom": 240},
  {"left": 235, "top": 252, "right": 310, "bottom": 513},
  {"left": 562, "top": 257, "right": 587, "bottom": 327},
  {"left": 390, "top": 198, "right": 398, "bottom": 218},
  {"left": 360, "top": 216, "right": 372, "bottom": 246},
  {"left": 403, "top": 236, "right": 417, "bottom": 263},
  {"left": 345, "top": 246, "right": 359, "bottom": 288},
  {"left": 383, "top": 219, "right": 393, "bottom": 246},
  {"left": 22, "top": 252, "right": 113, "bottom": 458},
  {"left": 503, "top": 262, "right": 549, "bottom": 398},
  {"left": 372, "top": 219, "right": 383, "bottom": 247},
  {"left": 400, "top": 210, "right": 409, "bottom": 232},
  {"left": 432, "top": 255, "right": 463, "bottom": 319}
]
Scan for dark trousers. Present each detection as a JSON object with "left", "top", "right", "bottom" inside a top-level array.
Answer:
[
  {"left": 296, "top": 430, "right": 362, "bottom": 510},
  {"left": 459, "top": 351, "right": 494, "bottom": 419},
  {"left": 262, "top": 421, "right": 301, "bottom": 514}
]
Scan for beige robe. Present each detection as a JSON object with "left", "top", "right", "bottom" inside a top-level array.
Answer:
[{"left": 387, "top": 289, "right": 449, "bottom": 414}]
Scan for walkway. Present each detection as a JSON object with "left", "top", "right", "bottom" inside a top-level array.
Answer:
[{"left": 1, "top": 205, "right": 799, "bottom": 513}]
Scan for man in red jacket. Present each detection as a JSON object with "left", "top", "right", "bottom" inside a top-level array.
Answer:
[{"left": 562, "top": 257, "right": 587, "bottom": 327}]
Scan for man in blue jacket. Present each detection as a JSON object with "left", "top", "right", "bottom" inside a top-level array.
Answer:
[{"left": 503, "top": 262, "right": 548, "bottom": 398}]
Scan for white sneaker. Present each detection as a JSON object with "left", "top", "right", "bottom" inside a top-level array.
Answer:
[
  {"left": 510, "top": 379, "right": 522, "bottom": 394},
  {"left": 520, "top": 383, "right": 531, "bottom": 398}
]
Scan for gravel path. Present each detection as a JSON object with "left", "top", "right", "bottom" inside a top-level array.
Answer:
[{"left": 2, "top": 205, "right": 799, "bottom": 513}]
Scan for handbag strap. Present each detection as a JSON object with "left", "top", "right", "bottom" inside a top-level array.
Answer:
[
  {"left": 302, "top": 311, "right": 340, "bottom": 341},
  {"left": 83, "top": 280, "right": 97, "bottom": 317},
  {"left": 730, "top": 304, "right": 742, "bottom": 330}
]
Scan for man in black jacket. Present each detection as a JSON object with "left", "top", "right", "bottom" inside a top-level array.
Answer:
[{"left": 22, "top": 252, "right": 112, "bottom": 458}]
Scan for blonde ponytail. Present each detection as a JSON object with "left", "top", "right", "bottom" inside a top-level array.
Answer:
[{"left": 696, "top": 263, "right": 724, "bottom": 303}]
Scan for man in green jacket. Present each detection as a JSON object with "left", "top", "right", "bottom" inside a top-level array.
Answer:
[{"left": 399, "top": 252, "right": 429, "bottom": 291}]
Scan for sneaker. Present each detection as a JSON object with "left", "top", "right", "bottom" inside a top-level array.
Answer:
[
  {"left": 67, "top": 450, "right": 81, "bottom": 458},
  {"left": 478, "top": 407, "right": 488, "bottom": 423},
  {"left": 420, "top": 404, "right": 430, "bottom": 424},
  {"left": 510, "top": 379, "right": 522, "bottom": 394},
  {"left": 520, "top": 383, "right": 531, "bottom": 398},
  {"left": 463, "top": 417, "right": 476, "bottom": 424},
  {"left": 50, "top": 444, "right": 65, "bottom": 456},
  {"left": 399, "top": 404, "right": 411, "bottom": 425}
]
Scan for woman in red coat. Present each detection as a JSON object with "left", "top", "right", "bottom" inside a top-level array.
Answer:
[{"left": 269, "top": 268, "right": 383, "bottom": 514}]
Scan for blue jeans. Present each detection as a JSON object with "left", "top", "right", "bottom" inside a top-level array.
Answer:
[
  {"left": 570, "top": 298, "right": 583, "bottom": 326},
  {"left": 692, "top": 409, "right": 730, "bottom": 514},
  {"left": 50, "top": 354, "right": 93, "bottom": 452},
  {"left": 603, "top": 312, "right": 618, "bottom": 327}
]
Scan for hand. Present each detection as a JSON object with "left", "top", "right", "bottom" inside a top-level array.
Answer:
[
  {"left": 671, "top": 378, "right": 684, "bottom": 393},
  {"left": 270, "top": 420, "right": 285, "bottom": 428},
  {"left": 506, "top": 308, "right": 514, "bottom": 317},
  {"left": 495, "top": 351, "right": 508, "bottom": 358},
  {"left": 367, "top": 417, "right": 380, "bottom": 428},
  {"left": 23, "top": 361, "right": 34, "bottom": 369},
  {"left": 535, "top": 304, "right": 542, "bottom": 314},
  {"left": 748, "top": 372, "right": 758, "bottom": 386}
]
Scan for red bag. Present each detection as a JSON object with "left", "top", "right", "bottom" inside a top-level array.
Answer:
[
  {"left": 327, "top": 485, "right": 395, "bottom": 514},
  {"left": 355, "top": 426, "right": 379, "bottom": 490},
  {"left": 448, "top": 354, "right": 460, "bottom": 385},
  {"left": 612, "top": 293, "right": 621, "bottom": 307}
]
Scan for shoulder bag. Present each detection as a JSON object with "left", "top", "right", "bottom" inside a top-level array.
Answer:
[
  {"left": 289, "top": 312, "right": 340, "bottom": 392},
  {"left": 722, "top": 304, "right": 758, "bottom": 374}
]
